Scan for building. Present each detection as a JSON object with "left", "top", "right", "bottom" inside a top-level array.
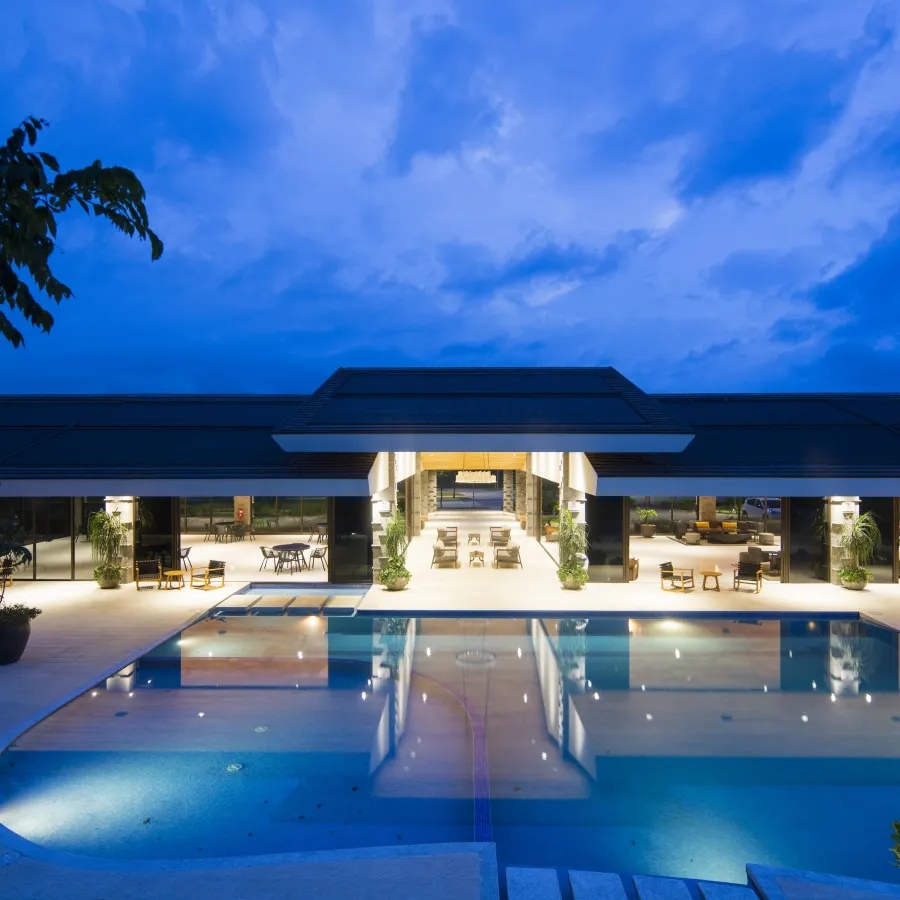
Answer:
[{"left": 1, "top": 366, "right": 898, "bottom": 588}]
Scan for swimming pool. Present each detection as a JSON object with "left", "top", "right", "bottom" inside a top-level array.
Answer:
[{"left": 2, "top": 612, "right": 900, "bottom": 884}]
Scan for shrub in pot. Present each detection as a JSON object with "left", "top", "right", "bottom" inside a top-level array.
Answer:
[
  {"left": 0, "top": 601, "right": 42, "bottom": 665},
  {"left": 837, "top": 512, "right": 881, "bottom": 591},
  {"left": 637, "top": 508, "right": 658, "bottom": 537},
  {"left": 379, "top": 508, "right": 410, "bottom": 591},
  {"left": 837, "top": 566, "right": 872, "bottom": 591},
  {"left": 89, "top": 509, "right": 129, "bottom": 589},
  {"left": 379, "top": 557, "right": 411, "bottom": 591},
  {"left": 558, "top": 559, "right": 589, "bottom": 590}
]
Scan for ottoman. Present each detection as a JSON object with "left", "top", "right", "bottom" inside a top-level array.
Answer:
[
  {"left": 683, "top": 532, "right": 701, "bottom": 545},
  {"left": 758, "top": 532, "right": 775, "bottom": 546}
]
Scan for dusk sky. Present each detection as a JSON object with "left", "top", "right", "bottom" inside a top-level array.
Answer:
[{"left": 3, "top": 0, "right": 900, "bottom": 394}]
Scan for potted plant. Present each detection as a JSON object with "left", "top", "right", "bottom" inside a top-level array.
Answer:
[
  {"left": 637, "top": 508, "right": 658, "bottom": 537},
  {"left": 558, "top": 559, "right": 589, "bottom": 590},
  {"left": 88, "top": 508, "right": 129, "bottom": 589},
  {"left": 558, "top": 507, "right": 590, "bottom": 590},
  {"left": 379, "top": 508, "right": 411, "bottom": 591},
  {"left": 379, "top": 557, "right": 411, "bottom": 591},
  {"left": 837, "top": 511, "right": 881, "bottom": 591},
  {"left": 0, "top": 562, "right": 41, "bottom": 664}
]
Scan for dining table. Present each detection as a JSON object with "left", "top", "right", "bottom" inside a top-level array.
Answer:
[{"left": 272, "top": 542, "right": 311, "bottom": 574}]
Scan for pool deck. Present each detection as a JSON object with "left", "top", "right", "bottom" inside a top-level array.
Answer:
[{"left": 4, "top": 539, "right": 900, "bottom": 899}]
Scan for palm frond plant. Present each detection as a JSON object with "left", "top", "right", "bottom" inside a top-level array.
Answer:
[
  {"left": 88, "top": 509, "right": 129, "bottom": 587},
  {"left": 558, "top": 507, "right": 589, "bottom": 589},
  {"left": 379, "top": 508, "right": 411, "bottom": 589},
  {"left": 838, "top": 511, "right": 881, "bottom": 590}
]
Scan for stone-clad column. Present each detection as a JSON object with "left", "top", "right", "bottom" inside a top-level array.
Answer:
[
  {"left": 427, "top": 471, "right": 437, "bottom": 513},
  {"left": 502, "top": 471, "right": 515, "bottom": 513},
  {"left": 516, "top": 470, "right": 526, "bottom": 525}
]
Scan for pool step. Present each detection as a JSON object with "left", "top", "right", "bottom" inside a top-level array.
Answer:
[
  {"left": 697, "top": 884, "right": 757, "bottom": 900},
  {"left": 507, "top": 868, "right": 765, "bottom": 900},
  {"left": 506, "top": 867, "right": 562, "bottom": 900},
  {"left": 633, "top": 875, "right": 693, "bottom": 900},
  {"left": 569, "top": 869, "right": 628, "bottom": 900}
]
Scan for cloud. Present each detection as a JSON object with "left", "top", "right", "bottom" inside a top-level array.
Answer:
[{"left": 1, "top": 0, "right": 900, "bottom": 394}]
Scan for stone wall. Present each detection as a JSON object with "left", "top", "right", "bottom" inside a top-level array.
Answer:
[
  {"left": 502, "top": 471, "right": 515, "bottom": 513},
  {"left": 698, "top": 496, "right": 716, "bottom": 522}
]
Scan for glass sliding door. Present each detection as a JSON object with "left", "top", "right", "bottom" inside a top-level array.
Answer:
[
  {"left": 0, "top": 498, "right": 34, "bottom": 579},
  {"left": 859, "top": 497, "right": 896, "bottom": 584},
  {"left": 74, "top": 497, "right": 105, "bottom": 579},
  {"left": 787, "top": 497, "right": 828, "bottom": 583},
  {"left": 34, "top": 497, "right": 72, "bottom": 579}
]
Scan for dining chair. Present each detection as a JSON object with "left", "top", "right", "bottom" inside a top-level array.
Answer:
[
  {"left": 259, "top": 546, "right": 277, "bottom": 570},
  {"left": 179, "top": 546, "right": 192, "bottom": 570},
  {"left": 309, "top": 546, "right": 327, "bottom": 570}
]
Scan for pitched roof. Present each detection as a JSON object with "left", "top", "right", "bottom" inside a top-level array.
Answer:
[
  {"left": 588, "top": 393, "right": 900, "bottom": 479},
  {"left": 0, "top": 395, "right": 372, "bottom": 481},
  {"left": 273, "top": 367, "right": 694, "bottom": 452}
]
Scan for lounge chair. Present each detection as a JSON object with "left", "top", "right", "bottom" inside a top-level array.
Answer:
[
  {"left": 491, "top": 527, "right": 512, "bottom": 545},
  {"left": 659, "top": 562, "right": 694, "bottom": 592},
  {"left": 190, "top": 560, "right": 226, "bottom": 589},
  {"left": 494, "top": 542, "right": 523, "bottom": 568},
  {"left": 437, "top": 527, "right": 458, "bottom": 547},
  {"left": 733, "top": 561, "right": 762, "bottom": 593},
  {"left": 135, "top": 559, "right": 162, "bottom": 590},
  {"left": 431, "top": 541, "right": 459, "bottom": 567}
]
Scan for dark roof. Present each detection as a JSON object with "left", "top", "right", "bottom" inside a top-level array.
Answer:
[
  {"left": 276, "top": 367, "right": 691, "bottom": 435},
  {"left": 0, "top": 395, "right": 373, "bottom": 480},
  {"left": 588, "top": 394, "right": 900, "bottom": 479}
]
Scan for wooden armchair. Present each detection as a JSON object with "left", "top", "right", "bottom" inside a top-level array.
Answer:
[
  {"left": 733, "top": 561, "right": 762, "bottom": 593},
  {"left": 659, "top": 562, "right": 694, "bottom": 592},
  {"left": 190, "top": 560, "right": 226, "bottom": 589},
  {"left": 431, "top": 541, "right": 459, "bottom": 568},
  {"left": 437, "top": 527, "right": 458, "bottom": 547},
  {"left": 135, "top": 559, "right": 161, "bottom": 590},
  {"left": 494, "top": 543, "right": 523, "bottom": 568}
]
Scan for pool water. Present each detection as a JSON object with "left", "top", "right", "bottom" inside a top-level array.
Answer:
[{"left": 2, "top": 613, "right": 900, "bottom": 884}]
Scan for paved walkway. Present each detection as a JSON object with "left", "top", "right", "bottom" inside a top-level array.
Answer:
[{"left": 0, "top": 581, "right": 209, "bottom": 748}]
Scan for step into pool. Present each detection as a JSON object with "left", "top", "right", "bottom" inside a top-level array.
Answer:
[{"left": 2, "top": 614, "right": 900, "bottom": 885}]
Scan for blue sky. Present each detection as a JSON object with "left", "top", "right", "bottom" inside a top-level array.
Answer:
[{"left": 2, "top": 0, "right": 900, "bottom": 393}]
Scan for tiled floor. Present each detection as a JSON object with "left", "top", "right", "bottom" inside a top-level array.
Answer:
[{"left": 180, "top": 532, "right": 329, "bottom": 583}]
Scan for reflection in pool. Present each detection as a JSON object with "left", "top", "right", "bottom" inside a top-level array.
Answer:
[{"left": 2, "top": 614, "right": 900, "bottom": 884}]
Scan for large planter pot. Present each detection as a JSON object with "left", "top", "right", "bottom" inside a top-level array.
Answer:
[
  {"left": 0, "top": 620, "right": 31, "bottom": 665},
  {"left": 840, "top": 578, "right": 867, "bottom": 591},
  {"left": 96, "top": 576, "right": 122, "bottom": 590},
  {"left": 383, "top": 576, "right": 409, "bottom": 592},
  {"left": 640, "top": 524, "right": 657, "bottom": 538},
  {"left": 562, "top": 577, "right": 583, "bottom": 590}
]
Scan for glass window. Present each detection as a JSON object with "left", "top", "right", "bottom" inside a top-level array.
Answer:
[
  {"left": 585, "top": 495, "right": 625, "bottom": 582},
  {"left": 252, "top": 497, "right": 277, "bottom": 532},
  {"left": 74, "top": 497, "right": 105, "bottom": 579},
  {"left": 859, "top": 497, "right": 894, "bottom": 584},
  {"left": 330, "top": 497, "right": 372, "bottom": 583},
  {"left": 276, "top": 497, "right": 304, "bottom": 533},
  {"left": 787, "top": 498, "right": 828, "bottom": 583},
  {"left": 136, "top": 498, "right": 177, "bottom": 570},
  {"left": 34, "top": 497, "right": 72, "bottom": 579},
  {"left": 0, "top": 498, "right": 34, "bottom": 579}
]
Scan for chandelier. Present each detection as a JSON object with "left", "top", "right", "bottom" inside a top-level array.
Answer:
[{"left": 455, "top": 470, "right": 496, "bottom": 484}]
